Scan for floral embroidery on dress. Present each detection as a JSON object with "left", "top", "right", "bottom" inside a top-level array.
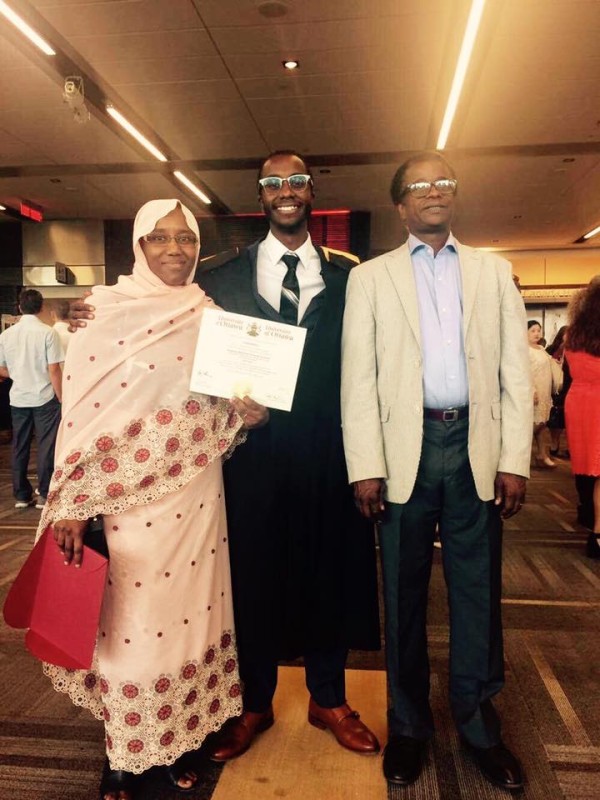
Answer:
[
  {"left": 43, "top": 632, "right": 241, "bottom": 774},
  {"left": 41, "top": 396, "right": 245, "bottom": 525}
]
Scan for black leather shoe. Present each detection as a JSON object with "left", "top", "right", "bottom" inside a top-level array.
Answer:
[
  {"left": 382, "top": 736, "right": 426, "bottom": 785},
  {"left": 464, "top": 741, "right": 524, "bottom": 791}
]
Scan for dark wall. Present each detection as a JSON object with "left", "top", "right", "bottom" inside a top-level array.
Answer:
[
  {"left": 105, "top": 210, "right": 371, "bottom": 281},
  {"left": 0, "top": 221, "right": 23, "bottom": 315}
]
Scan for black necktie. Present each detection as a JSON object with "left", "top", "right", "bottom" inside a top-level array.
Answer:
[{"left": 280, "top": 253, "right": 300, "bottom": 325}]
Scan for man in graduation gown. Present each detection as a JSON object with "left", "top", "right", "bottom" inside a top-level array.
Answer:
[{"left": 198, "top": 151, "right": 380, "bottom": 759}]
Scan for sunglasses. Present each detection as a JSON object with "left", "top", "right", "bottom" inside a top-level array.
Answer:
[
  {"left": 258, "top": 174, "right": 312, "bottom": 193},
  {"left": 402, "top": 179, "right": 457, "bottom": 199}
]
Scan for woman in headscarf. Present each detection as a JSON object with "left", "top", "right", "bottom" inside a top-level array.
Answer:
[{"left": 37, "top": 200, "right": 267, "bottom": 799}]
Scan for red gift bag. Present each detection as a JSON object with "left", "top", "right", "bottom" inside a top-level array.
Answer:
[{"left": 3, "top": 525, "right": 108, "bottom": 669}]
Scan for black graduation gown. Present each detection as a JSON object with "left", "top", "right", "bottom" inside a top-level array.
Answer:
[{"left": 196, "top": 242, "right": 380, "bottom": 662}]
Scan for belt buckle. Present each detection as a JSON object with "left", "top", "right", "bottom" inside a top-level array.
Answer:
[{"left": 442, "top": 408, "right": 459, "bottom": 422}]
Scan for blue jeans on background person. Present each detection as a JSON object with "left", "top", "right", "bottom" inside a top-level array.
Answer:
[{"left": 11, "top": 396, "right": 61, "bottom": 501}]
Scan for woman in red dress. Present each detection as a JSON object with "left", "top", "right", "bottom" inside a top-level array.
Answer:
[{"left": 564, "top": 277, "right": 600, "bottom": 558}]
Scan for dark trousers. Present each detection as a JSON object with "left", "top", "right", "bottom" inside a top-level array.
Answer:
[
  {"left": 240, "top": 647, "right": 348, "bottom": 713},
  {"left": 379, "top": 416, "right": 504, "bottom": 748},
  {"left": 11, "top": 397, "right": 61, "bottom": 500}
]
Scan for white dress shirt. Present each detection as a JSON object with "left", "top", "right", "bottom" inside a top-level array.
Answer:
[
  {"left": 257, "top": 231, "right": 325, "bottom": 322},
  {"left": 0, "top": 314, "right": 64, "bottom": 407}
]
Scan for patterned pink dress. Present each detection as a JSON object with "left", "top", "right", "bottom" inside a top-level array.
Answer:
[{"left": 37, "top": 200, "right": 244, "bottom": 773}]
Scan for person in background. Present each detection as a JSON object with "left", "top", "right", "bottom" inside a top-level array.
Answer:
[
  {"left": 0, "top": 289, "right": 62, "bottom": 509},
  {"left": 528, "top": 320, "right": 561, "bottom": 468},
  {"left": 341, "top": 151, "right": 531, "bottom": 791},
  {"left": 564, "top": 277, "right": 600, "bottom": 559},
  {"left": 51, "top": 298, "right": 72, "bottom": 355},
  {"left": 546, "top": 326, "right": 568, "bottom": 457},
  {"left": 41, "top": 199, "right": 267, "bottom": 800}
]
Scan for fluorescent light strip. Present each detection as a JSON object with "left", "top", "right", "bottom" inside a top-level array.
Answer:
[
  {"left": 583, "top": 224, "right": 600, "bottom": 240},
  {"left": 106, "top": 106, "right": 167, "bottom": 162},
  {"left": 436, "top": 0, "right": 486, "bottom": 150},
  {"left": 173, "top": 171, "right": 211, "bottom": 205},
  {"left": 0, "top": 0, "right": 55, "bottom": 55}
]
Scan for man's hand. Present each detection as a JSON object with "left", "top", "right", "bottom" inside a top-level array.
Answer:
[
  {"left": 353, "top": 478, "right": 386, "bottom": 520},
  {"left": 494, "top": 472, "right": 526, "bottom": 519},
  {"left": 229, "top": 396, "right": 269, "bottom": 430},
  {"left": 68, "top": 293, "right": 94, "bottom": 332},
  {"left": 53, "top": 518, "right": 89, "bottom": 567}
]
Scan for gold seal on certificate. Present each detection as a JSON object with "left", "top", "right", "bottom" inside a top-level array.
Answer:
[{"left": 189, "top": 309, "right": 307, "bottom": 411}]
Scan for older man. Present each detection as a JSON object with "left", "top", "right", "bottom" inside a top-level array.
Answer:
[{"left": 341, "top": 152, "right": 532, "bottom": 790}]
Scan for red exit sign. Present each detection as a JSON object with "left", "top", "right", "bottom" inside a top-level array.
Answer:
[{"left": 20, "top": 201, "right": 43, "bottom": 222}]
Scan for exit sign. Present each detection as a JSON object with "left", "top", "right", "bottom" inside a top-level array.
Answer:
[{"left": 20, "top": 201, "right": 43, "bottom": 222}]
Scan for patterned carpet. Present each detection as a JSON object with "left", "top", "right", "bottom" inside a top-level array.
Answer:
[{"left": 0, "top": 444, "right": 598, "bottom": 800}]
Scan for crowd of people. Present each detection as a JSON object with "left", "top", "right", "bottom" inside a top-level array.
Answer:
[{"left": 4, "top": 150, "right": 599, "bottom": 799}]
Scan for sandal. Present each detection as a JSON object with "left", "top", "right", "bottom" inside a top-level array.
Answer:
[
  {"left": 164, "top": 754, "right": 199, "bottom": 793},
  {"left": 99, "top": 758, "right": 137, "bottom": 800}
]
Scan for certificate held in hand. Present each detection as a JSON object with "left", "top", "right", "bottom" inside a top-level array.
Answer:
[
  {"left": 3, "top": 526, "right": 108, "bottom": 669},
  {"left": 190, "top": 308, "right": 307, "bottom": 411}
]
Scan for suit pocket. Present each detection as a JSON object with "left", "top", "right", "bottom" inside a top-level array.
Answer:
[
  {"left": 379, "top": 404, "right": 390, "bottom": 422},
  {"left": 491, "top": 402, "right": 502, "bottom": 420}
]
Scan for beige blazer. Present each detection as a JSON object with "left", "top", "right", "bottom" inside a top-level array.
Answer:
[{"left": 341, "top": 241, "right": 533, "bottom": 504}]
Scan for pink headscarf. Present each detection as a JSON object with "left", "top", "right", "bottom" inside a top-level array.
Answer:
[{"left": 39, "top": 200, "right": 242, "bottom": 528}]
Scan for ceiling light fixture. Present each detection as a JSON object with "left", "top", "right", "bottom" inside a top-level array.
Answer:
[
  {"left": 0, "top": 205, "right": 6, "bottom": 211},
  {"left": 436, "top": 0, "right": 486, "bottom": 150},
  {"left": 106, "top": 105, "right": 167, "bottom": 162},
  {"left": 0, "top": 0, "right": 55, "bottom": 55},
  {"left": 282, "top": 59, "right": 299, "bottom": 70},
  {"left": 173, "top": 171, "right": 211, "bottom": 205},
  {"left": 583, "top": 224, "right": 600, "bottom": 240}
]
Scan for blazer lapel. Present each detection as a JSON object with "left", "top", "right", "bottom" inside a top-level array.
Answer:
[
  {"left": 457, "top": 242, "right": 481, "bottom": 336},
  {"left": 385, "top": 244, "right": 421, "bottom": 346}
]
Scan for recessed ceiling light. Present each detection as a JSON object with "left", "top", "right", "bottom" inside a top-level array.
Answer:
[
  {"left": 562, "top": 157, "right": 576, "bottom": 163},
  {"left": 258, "top": 1, "right": 289, "bottom": 18},
  {"left": 49, "top": 178, "right": 62, "bottom": 184},
  {"left": 0, "top": 205, "right": 6, "bottom": 211},
  {"left": 282, "top": 59, "right": 299, "bottom": 70}
]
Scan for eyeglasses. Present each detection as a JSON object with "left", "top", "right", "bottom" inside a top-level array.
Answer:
[
  {"left": 402, "top": 179, "right": 457, "bottom": 199},
  {"left": 142, "top": 233, "right": 198, "bottom": 246},
  {"left": 258, "top": 174, "right": 312, "bottom": 193}
]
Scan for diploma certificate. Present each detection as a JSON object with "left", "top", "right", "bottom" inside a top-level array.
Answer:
[{"left": 189, "top": 308, "right": 307, "bottom": 411}]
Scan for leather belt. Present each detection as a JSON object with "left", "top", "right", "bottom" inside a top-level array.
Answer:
[{"left": 423, "top": 406, "right": 469, "bottom": 422}]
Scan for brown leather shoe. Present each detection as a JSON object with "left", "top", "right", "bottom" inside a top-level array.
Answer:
[
  {"left": 209, "top": 707, "right": 274, "bottom": 762},
  {"left": 308, "top": 698, "right": 380, "bottom": 753}
]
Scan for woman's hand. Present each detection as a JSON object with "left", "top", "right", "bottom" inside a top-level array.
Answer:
[
  {"left": 53, "top": 519, "right": 90, "bottom": 567},
  {"left": 229, "top": 396, "right": 270, "bottom": 430}
]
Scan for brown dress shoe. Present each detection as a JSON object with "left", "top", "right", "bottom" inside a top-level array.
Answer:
[
  {"left": 308, "top": 698, "right": 380, "bottom": 753},
  {"left": 209, "top": 708, "right": 274, "bottom": 762}
]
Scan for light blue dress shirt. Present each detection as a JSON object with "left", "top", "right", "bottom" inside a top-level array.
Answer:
[{"left": 408, "top": 233, "right": 469, "bottom": 410}]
